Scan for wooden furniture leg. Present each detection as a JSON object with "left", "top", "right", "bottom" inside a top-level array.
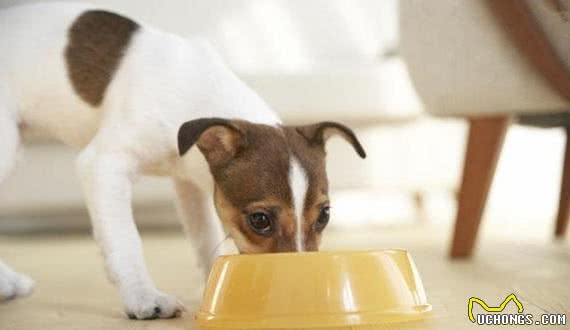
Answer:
[
  {"left": 450, "top": 117, "right": 509, "bottom": 258},
  {"left": 555, "top": 127, "right": 570, "bottom": 238}
]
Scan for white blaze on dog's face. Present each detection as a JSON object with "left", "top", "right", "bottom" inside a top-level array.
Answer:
[
  {"left": 289, "top": 156, "right": 308, "bottom": 252},
  {"left": 178, "top": 119, "right": 366, "bottom": 253}
]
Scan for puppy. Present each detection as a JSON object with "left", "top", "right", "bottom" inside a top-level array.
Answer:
[{"left": 0, "top": 3, "right": 365, "bottom": 319}]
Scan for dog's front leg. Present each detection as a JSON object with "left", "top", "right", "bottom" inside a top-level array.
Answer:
[
  {"left": 77, "top": 147, "right": 183, "bottom": 319},
  {"left": 173, "top": 179, "right": 235, "bottom": 279}
]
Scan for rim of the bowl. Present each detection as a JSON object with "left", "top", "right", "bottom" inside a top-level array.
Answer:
[
  {"left": 215, "top": 248, "right": 411, "bottom": 260},
  {"left": 194, "top": 304, "right": 432, "bottom": 329}
]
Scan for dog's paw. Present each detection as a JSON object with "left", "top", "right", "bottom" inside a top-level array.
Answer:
[
  {"left": 123, "top": 289, "right": 185, "bottom": 320},
  {"left": 0, "top": 272, "right": 35, "bottom": 301}
]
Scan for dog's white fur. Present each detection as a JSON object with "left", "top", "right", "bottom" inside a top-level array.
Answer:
[
  {"left": 289, "top": 157, "right": 309, "bottom": 252},
  {"left": 0, "top": 3, "right": 295, "bottom": 318},
  {"left": 0, "top": 260, "right": 34, "bottom": 300}
]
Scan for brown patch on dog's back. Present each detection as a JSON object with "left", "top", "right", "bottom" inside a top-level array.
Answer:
[{"left": 65, "top": 10, "right": 139, "bottom": 107}]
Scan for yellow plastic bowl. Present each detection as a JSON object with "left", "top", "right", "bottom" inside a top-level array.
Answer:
[{"left": 194, "top": 250, "right": 431, "bottom": 329}]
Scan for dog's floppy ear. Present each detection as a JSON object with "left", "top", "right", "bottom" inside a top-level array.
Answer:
[
  {"left": 178, "top": 118, "right": 246, "bottom": 164},
  {"left": 296, "top": 121, "right": 366, "bottom": 158}
]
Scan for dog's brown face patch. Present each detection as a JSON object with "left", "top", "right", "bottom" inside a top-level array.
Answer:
[
  {"left": 210, "top": 123, "right": 329, "bottom": 253},
  {"left": 65, "top": 10, "right": 139, "bottom": 107},
  {"left": 177, "top": 118, "right": 366, "bottom": 254}
]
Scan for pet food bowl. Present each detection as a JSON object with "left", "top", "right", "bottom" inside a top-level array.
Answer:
[{"left": 194, "top": 249, "right": 432, "bottom": 329}]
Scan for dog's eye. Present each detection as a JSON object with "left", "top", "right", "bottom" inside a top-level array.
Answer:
[
  {"left": 314, "top": 206, "right": 330, "bottom": 231},
  {"left": 247, "top": 212, "right": 273, "bottom": 236}
]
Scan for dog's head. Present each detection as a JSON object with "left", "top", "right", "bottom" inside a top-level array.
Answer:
[{"left": 177, "top": 118, "right": 365, "bottom": 253}]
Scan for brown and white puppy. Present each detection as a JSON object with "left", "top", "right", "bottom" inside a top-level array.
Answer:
[
  {"left": 0, "top": 3, "right": 366, "bottom": 319},
  {"left": 178, "top": 119, "right": 366, "bottom": 254}
]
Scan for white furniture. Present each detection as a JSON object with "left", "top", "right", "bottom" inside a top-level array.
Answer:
[{"left": 400, "top": 0, "right": 570, "bottom": 257}]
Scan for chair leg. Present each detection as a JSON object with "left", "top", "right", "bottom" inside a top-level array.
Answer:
[
  {"left": 450, "top": 117, "right": 509, "bottom": 258},
  {"left": 555, "top": 127, "right": 570, "bottom": 238}
]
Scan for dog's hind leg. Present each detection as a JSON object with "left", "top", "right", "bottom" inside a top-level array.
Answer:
[{"left": 0, "top": 103, "right": 35, "bottom": 301}]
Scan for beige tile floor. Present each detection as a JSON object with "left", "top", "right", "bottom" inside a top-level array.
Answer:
[{"left": 0, "top": 224, "right": 568, "bottom": 329}]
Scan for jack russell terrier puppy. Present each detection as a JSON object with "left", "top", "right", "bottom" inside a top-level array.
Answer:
[{"left": 0, "top": 3, "right": 365, "bottom": 319}]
